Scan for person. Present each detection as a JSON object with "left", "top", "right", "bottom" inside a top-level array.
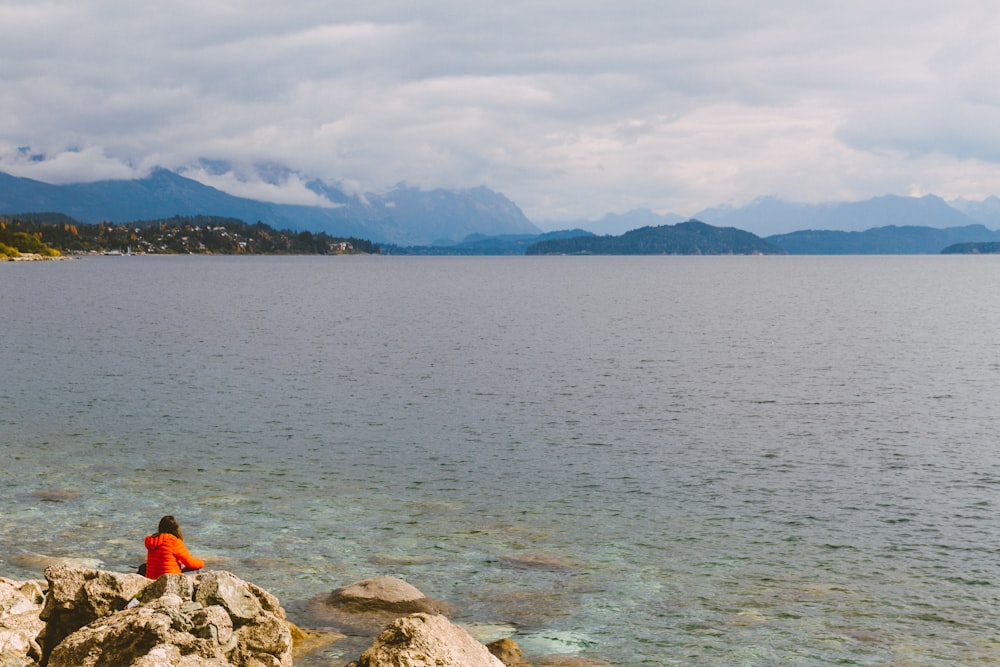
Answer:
[{"left": 143, "top": 515, "right": 205, "bottom": 579}]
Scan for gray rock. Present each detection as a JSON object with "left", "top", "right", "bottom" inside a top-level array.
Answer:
[
  {"left": 40, "top": 567, "right": 292, "bottom": 667},
  {"left": 38, "top": 566, "right": 149, "bottom": 661},
  {"left": 47, "top": 598, "right": 229, "bottom": 667},
  {"left": 346, "top": 613, "right": 504, "bottom": 667},
  {"left": 333, "top": 576, "right": 428, "bottom": 608},
  {"left": 0, "top": 577, "right": 46, "bottom": 665},
  {"left": 193, "top": 571, "right": 264, "bottom": 623}
]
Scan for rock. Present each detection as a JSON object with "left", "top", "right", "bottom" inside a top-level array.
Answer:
[
  {"left": 0, "top": 577, "right": 46, "bottom": 665},
  {"left": 346, "top": 613, "right": 504, "bottom": 667},
  {"left": 38, "top": 565, "right": 150, "bottom": 660},
  {"left": 498, "top": 554, "right": 578, "bottom": 571},
  {"left": 46, "top": 597, "right": 231, "bottom": 667},
  {"left": 534, "top": 658, "right": 616, "bottom": 667},
  {"left": 40, "top": 567, "right": 293, "bottom": 667},
  {"left": 8, "top": 554, "right": 103, "bottom": 572},
  {"left": 287, "top": 621, "right": 346, "bottom": 661},
  {"left": 488, "top": 637, "right": 531, "bottom": 666},
  {"left": 0, "top": 653, "right": 37, "bottom": 667},
  {"left": 315, "top": 576, "right": 452, "bottom": 634},
  {"left": 143, "top": 572, "right": 196, "bottom": 601},
  {"left": 193, "top": 571, "right": 264, "bottom": 622},
  {"left": 28, "top": 490, "right": 80, "bottom": 503},
  {"left": 330, "top": 576, "right": 434, "bottom": 612}
]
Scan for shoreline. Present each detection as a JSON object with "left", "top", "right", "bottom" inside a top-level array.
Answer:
[{"left": 1, "top": 253, "right": 75, "bottom": 262}]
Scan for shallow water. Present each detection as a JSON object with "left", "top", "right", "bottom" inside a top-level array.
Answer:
[{"left": 3, "top": 255, "right": 1000, "bottom": 665}]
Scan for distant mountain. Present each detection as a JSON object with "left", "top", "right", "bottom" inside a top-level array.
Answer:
[
  {"left": 555, "top": 194, "right": 997, "bottom": 239},
  {"left": 692, "top": 197, "right": 830, "bottom": 237},
  {"left": 766, "top": 224, "right": 1000, "bottom": 254},
  {"left": 948, "top": 196, "right": 1000, "bottom": 228},
  {"left": 694, "top": 195, "right": 980, "bottom": 236},
  {"left": 525, "top": 220, "right": 786, "bottom": 255},
  {"left": 546, "top": 208, "right": 686, "bottom": 236},
  {"left": 0, "top": 169, "right": 540, "bottom": 246}
]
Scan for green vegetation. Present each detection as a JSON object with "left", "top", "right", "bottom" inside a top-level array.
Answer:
[
  {"left": 0, "top": 214, "right": 379, "bottom": 256},
  {"left": 525, "top": 220, "right": 786, "bottom": 255},
  {"left": 767, "top": 224, "right": 1000, "bottom": 255},
  {"left": 941, "top": 241, "right": 1000, "bottom": 254},
  {"left": 0, "top": 221, "right": 62, "bottom": 258}
]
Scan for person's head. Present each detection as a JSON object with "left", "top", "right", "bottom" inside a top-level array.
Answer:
[{"left": 156, "top": 515, "right": 183, "bottom": 540}]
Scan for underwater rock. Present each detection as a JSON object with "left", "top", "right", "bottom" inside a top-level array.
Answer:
[
  {"left": 488, "top": 636, "right": 531, "bottom": 666},
  {"left": 533, "top": 657, "right": 616, "bottom": 667},
  {"left": 330, "top": 576, "right": 436, "bottom": 611},
  {"left": 8, "top": 554, "right": 102, "bottom": 572},
  {"left": 287, "top": 621, "right": 346, "bottom": 661},
  {"left": 314, "top": 576, "right": 452, "bottom": 634}
]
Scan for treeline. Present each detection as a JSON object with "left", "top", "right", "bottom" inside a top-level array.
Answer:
[
  {"left": 525, "top": 220, "right": 786, "bottom": 255},
  {"left": 941, "top": 241, "right": 1000, "bottom": 254},
  {"left": 0, "top": 213, "right": 380, "bottom": 256}
]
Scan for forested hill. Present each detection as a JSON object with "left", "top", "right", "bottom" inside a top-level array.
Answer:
[
  {"left": 0, "top": 213, "right": 380, "bottom": 255},
  {"left": 524, "top": 220, "right": 786, "bottom": 255},
  {"left": 941, "top": 241, "right": 1000, "bottom": 254},
  {"left": 765, "top": 224, "right": 1000, "bottom": 254}
]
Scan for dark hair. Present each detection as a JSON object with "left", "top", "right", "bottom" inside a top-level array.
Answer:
[{"left": 156, "top": 515, "right": 184, "bottom": 541}]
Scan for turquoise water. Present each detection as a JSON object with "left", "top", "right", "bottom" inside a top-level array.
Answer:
[{"left": 3, "top": 255, "right": 1000, "bottom": 665}]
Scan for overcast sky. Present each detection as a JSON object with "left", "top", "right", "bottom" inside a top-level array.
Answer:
[{"left": 2, "top": 1, "right": 999, "bottom": 223}]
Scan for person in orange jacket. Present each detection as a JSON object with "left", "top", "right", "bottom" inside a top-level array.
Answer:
[{"left": 143, "top": 515, "right": 205, "bottom": 579}]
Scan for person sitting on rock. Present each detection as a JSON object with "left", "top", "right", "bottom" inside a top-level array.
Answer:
[{"left": 142, "top": 515, "right": 204, "bottom": 579}]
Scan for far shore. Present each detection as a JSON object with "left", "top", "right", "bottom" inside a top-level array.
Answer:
[{"left": 1, "top": 253, "right": 75, "bottom": 262}]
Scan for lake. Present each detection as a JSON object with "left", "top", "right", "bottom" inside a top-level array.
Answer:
[{"left": 2, "top": 255, "right": 1000, "bottom": 665}]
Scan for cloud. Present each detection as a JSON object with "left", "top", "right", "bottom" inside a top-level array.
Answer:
[
  {"left": 2, "top": 1, "right": 1000, "bottom": 221},
  {"left": 0, "top": 145, "right": 139, "bottom": 183},
  {"left": 177, "top": 165, "right": 340, "bottom": 208}
]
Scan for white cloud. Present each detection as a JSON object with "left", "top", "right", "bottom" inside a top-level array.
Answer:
[
  {"left": 178, "top": 166, "right": 340, "bottom": 208},
  {"left": 0, "top": 146, "right": 139, "bottom": 183},
  {"left": 2, "top": 0, "right": 1000, "bottom": 221}
]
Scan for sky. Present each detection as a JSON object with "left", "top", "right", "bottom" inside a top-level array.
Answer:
[{"left": 2, "top": 1, "right": 1000, "bottom": 224}]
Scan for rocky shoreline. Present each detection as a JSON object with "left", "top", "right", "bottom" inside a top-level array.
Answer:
[{"left": 0, "top": 568, "right": 608, "bottom": 667}]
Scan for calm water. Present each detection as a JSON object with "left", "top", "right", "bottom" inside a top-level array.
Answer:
[{"left": 3, "top": 255, "right": 1000, "bottom": 665}]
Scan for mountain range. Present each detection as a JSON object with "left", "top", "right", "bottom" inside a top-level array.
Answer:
[
  {"left": 560, "top": 194, "right": 1000, "bottom": 237},
  {"left": 0, "top": 168, "right": 539, "bottom": 246},
  {"left": 3, "top": 168, "right": 1000, "bottom": 252}
]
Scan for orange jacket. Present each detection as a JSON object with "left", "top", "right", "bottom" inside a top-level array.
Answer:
[{"left": 144, "top": 533, "right": 204, "bottom": 579}]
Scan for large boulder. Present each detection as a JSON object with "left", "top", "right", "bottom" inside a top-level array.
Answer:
[
  {"left": 38, "top": 566, "right": 150, "bottom": 661},
  {"left": 0, "top": 578, "right": 46, "bottom": 666},
  {"left": 40, "top": 567, "right": 293, "bottom": 667},
  {"left": 46, "top": 596, "right": 233, "bottom": 667},
  {"left": 315, "top": 576, "right": 452, "bottom": 634},
  {"left": 346, "top": 613, "right": 504, "bottom": 667}
]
